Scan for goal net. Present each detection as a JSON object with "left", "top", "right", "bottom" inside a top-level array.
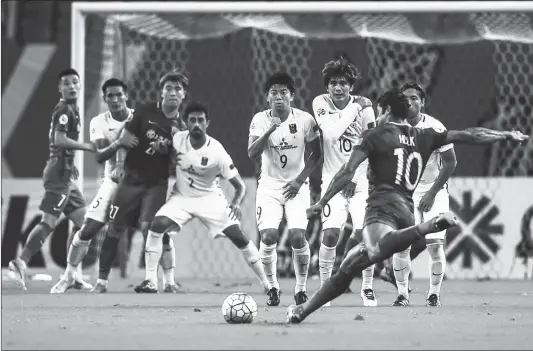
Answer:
[{"left": 74, "top": 3, "right": 533, "bottom": 279}]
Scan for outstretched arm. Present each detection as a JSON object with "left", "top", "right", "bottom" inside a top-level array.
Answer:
[
  {"left": 446, "top": 128, "right": 528, "bottom": 144},
  {"left": 319, "top": 148, "right": 368, "bottom": 207}
]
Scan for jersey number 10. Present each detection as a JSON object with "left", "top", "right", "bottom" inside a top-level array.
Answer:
[{"left": 393, "top": 148, "right": 423, "bottom": 191}]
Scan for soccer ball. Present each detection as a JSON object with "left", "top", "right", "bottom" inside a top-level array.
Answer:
[{"left": 221, "top": 292, "right": 258, "bottom": 324}]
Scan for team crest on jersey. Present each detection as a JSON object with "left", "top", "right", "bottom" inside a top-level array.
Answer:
[
  {"left": 201, "top": 157, "right": 208, "bottom": 166},
  {"left": 146, "top": 129, "right": 156, "bottom": 139},
  {"left": 289, "top": 123, "right": 297, "bottom": 134},
  {"left": 58, "top": 114, "right": 68, "bottom": 125},
  {"left": 317, "top": 108, "right": 326, "bottom": 116}
]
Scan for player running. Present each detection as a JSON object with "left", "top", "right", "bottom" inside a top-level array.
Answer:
[
  {"left": 248, "top": 72, "right": 322, "bottom": 306},
  {"left": 9, "top": 68, "right": 96, "bottom": 291},
  {"left": 286, "top": 89, "right": 528, "bottom": 323},
  {"left": 390, "top": 82, "right": 457, "bottom": 307},
  {"left": 91, "top": 71, "right": 187, "bottom": 293},
  {"left": 312, "top": 56, "right": 378, "bottom": 307},
  {"left": 134, "top": 101, "right": 271, "bottom": 293}
]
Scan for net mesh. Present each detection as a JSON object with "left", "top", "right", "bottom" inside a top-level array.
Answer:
[{"left": 81, "top": 12, "right": 533, "bottom": 279}]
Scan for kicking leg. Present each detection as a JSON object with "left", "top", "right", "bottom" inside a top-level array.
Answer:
[{"left": 287, "top": 213, "right": 458, "bottom": 323}]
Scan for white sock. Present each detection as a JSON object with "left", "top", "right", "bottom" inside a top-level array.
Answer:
[
  {"left": 241, "top": 240, "right": 270, "bottom": 290},
  {"left": 145, "top": 231, "right": 163, "bottom": 286},
  {"left": 259, "top": 242, "right": 279, "bottom": 290},
  {"left": 160, "top": 239, "right": 176, "bottom": 286},
  {"left": 65, "top": 232, "right": 90, "bottom": 280},
  {"left": 428, "top": 242, "right": 446, "bottom": 296},
  {"left": 96, "top": 278, "right": 108, "bottom": 287},
  {"left": 361, "top": 264, "right": 375, "bottom": 291},
  {"left": 292, "top": 242, "right": 310, "bottom": 294},
  {"left": 393, "top": 247, "right": 411, "bottom": 298},
  {"left": 318, "top": 243, "right": 336, "bottom": 286}
]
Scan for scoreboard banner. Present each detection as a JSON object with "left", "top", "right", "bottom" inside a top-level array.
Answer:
[{"left": 2, "top": 177, "right": 532, "bottom": 279}]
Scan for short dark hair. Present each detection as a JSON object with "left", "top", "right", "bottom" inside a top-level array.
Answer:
[
  {"left": 377, "top": 89, "right": 410, "bottom": 119},
  {"left": 322, "top": 54, "right": 361, "bottom": 87},
  {"left": 101, "top": 78, "right": 128, "bottom": 95},
  {"left": 58, "top": 68, "right": 79, "bottom": 83},
  {"left": 399, "top": 81, "right": 426, "bottom": 100},
  {"left": 183, "top": 101, "right": 209, "bottom": 121},
  {"left": 159, "top": 71, "right": 189, "bottom": 90},
  {"left": 264, "top": 72, "right": 296, "bottom": 94}
]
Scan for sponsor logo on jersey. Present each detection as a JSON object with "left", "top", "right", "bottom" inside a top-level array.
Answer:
[
  {"left": 184, "top": 165, "right": 202, "bottom": 177},
  {"left": 201, "top": 157, "right": 208, "bottom": 166},
  {"left": 271, "top": 138, "right": 297, "bottom": 151}
]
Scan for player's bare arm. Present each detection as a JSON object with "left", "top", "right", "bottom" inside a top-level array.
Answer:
[
  {"left": 110, "top": 128, "right": 135, "bottom": 182},
  {"left": 419, "top": 148, "right": 457, "bottom": 212},
  {"left": 446, "top": 128, "right": 529, "bottom": 144},
  {"left": 247, "top": 117, "right": 281, "bottom": 160},
  {"left": 283, "top": 136, "right": 323, "bottom": 200},
  {"left": 228, "top": 174, "right": 247, "bottom": 221},
  {"left": 94, "top": 135, "right": 139, "bottom": 164},
  {"left": 307, "top": 148, "right": 368, "bottom": 219},
  {"left": 53, "top": 130, "right": 96, "bottom": 152}
]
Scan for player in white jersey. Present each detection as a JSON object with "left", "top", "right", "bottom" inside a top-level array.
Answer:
[
  {"left": 50, "top": 78, "right": 176, "bottom": 293},
  {"left": 312, "top": 57, "right": 378, "bottom": 307},
  {"left": 248, "top": 72, "right": 322, "bottom": 306},
  {"left": 390, "top": 82, "right": 457, "bottom": 307},
  {"left": 134, "top": 102, "right": 270, "bottom": 293}
]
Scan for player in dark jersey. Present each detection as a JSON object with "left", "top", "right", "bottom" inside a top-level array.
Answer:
[
  {"left": 286, "top": 89, "right": 528, "bottom": 323},
  {"left": 91, "top": 71, "right": 188, "bottom": 293},
  {"left": 9, "top": 68, "right": 96, "bottom": 291}
]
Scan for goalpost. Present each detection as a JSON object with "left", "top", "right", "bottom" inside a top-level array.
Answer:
[{"left": 71, "top": 1, "right": 533, "bottom": 280}]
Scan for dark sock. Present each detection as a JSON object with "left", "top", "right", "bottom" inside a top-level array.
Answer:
[
  {"left": 98, "top": 236, "right": 120, "bottom": 280},
  {"left": 410, "top": 236, "right": 427, "bottom": 261},
  {"left": 303, "top": 270, "right": 353, "bottom": 318},
  {"left": 19, "top": 222, "right": 54, "bottom": 263}
]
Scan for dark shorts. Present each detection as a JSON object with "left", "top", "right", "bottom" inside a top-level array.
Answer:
[
  {"left": 109, "top": 178, "right": 167, "bottom": 227},
  {"left": 363, "top": 200, "right": 415, "bottom": 231},
  {"left": 39, "top": 160, "right": 86, "bottom": 217}
]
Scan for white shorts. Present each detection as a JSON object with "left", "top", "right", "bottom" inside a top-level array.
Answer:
[
  {"left": 413, "top": 188, "right": 449, "bottom": 240},
  {"left": 85, "top": 178, "right": 118, "bottom": 223},
  {"left": 322, "top": 178, "right": 368, "bottom": 230},
  {"left": 156, "top": 190, "right": 238, "bottom": 238},
  {"left": 255, "top": 181, "right": 310, "bottom": 232}
]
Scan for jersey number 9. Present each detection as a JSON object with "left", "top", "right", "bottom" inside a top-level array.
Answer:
[
  {"left": 280, "top": 155, "right": 287, "bottom": 168},
  {"left": 394, "top": 148, "right": 423, "bottom": 191}
]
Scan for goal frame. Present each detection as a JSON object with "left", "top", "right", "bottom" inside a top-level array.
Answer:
[{"left": 70, "top": 0, "right": 531, "bottom": 187}]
